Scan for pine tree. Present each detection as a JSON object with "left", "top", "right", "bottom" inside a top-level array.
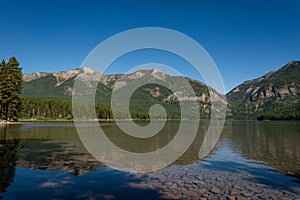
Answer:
[
  {"left": 0, "top": 60, "right": 5, "bottom": 117},
  {"left": 0, "top": 57, "right": 23, "bottom": 121}
]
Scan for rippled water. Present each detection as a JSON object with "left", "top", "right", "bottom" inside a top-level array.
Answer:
[{"left": 0, "top": 121, "right": 299, "bottom": 199}]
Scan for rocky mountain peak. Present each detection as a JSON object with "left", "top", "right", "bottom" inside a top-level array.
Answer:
[
  {"left": 122, "top": 68, "right": 167, "bottom": 80},
  {"left": 23, "top": 72, "right": 50, "bottom": 82},
  {"left": 79, "top": 67, "right": 95, "bottom": 74}
]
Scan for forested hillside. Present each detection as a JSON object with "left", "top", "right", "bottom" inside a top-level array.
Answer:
[{"left": 21, "top": 68, "right": 225, "bottom": 120}]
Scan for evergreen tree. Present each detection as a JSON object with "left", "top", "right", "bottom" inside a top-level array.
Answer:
[
  {"left": 0, "top": 60, "right": 6, "bottom": 117},
  {"left": 0, "top": 57, "right": 23, "bottom": 121}
]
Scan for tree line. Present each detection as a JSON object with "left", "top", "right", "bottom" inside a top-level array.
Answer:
[
  {"left": 20, "top": 97, "right": 179, "bottom": 120},
  {"left": 257, "top": 105, "right": 300, "bottom": 120},
  {"left": 21, "top": 97, "right": 115, "bottom": 120}
]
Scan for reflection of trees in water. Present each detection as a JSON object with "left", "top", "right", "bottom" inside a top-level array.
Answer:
[
  {"left": 174, "top": 122, "right": 209, "bottom": 165},
  {"left": 222, "top": 121, "right": 300, "bottom": 182},
  {"left": 0, "top": 121, "right": 211, "bottom": 179},
  {"left": 0, "top": 126, "right": 19, "bottom": 198},
  {"left": 3, "top": 125, "right": 103, "bottom": 176},
  {"left": 16, "top": 141, "right": 102, "bottom": 176},
  {"left": 103, "top": 121, "right": 210, "bottom": 167}
]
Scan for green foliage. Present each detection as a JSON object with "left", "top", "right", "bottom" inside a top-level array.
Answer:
[
  {"left": 20, "top": 96, "right": 182, "bottom": 120},
  {"left": 0, "top": 57, "right": 23, "bottom": 121},
  {"left": 128, "top": 83, "right": 180, "bottom": 119},
  {"left": 21, "top": 97, "right": 73, "bottom": 119},
  {"left": 257, "top": 105, "right": 300, "bottom": 120}
]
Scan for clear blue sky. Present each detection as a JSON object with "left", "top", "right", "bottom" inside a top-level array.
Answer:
[{"left": 1, "top": 0, "right": 300, "bottom": 92}]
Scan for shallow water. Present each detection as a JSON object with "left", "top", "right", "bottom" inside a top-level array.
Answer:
[{"left": 0, "top": 121, "right": 299, "bottom": 199}]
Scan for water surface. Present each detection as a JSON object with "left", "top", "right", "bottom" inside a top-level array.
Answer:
[{"left": 0, "top": 121, "right": 299, "bottom": 199}]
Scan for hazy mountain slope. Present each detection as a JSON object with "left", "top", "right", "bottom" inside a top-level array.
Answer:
[{"left": 227, "top": 61, "right": 300, "bottom": 118}]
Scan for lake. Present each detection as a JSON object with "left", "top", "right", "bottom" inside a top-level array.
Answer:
[{"left": 0, "top": 121, "right": 299, "bottom": 199}]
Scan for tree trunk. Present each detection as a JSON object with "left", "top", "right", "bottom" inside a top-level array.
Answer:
[
  {"left": 5, "top": 103, "right": 9, "bottom": 121},
  {"left": 0, "top": 104, "right": 2, "bottom": 119}
]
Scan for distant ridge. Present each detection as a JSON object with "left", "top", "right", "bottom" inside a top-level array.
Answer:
[{"left": 227, "top": 61, "right": 300, "bottom": 119}]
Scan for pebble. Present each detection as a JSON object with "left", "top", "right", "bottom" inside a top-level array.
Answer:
[
  {"left": 210, "top": 187, "right": 221, "bottom": 194},
  {"left": 227, "top": 196, "right": 236, "bottom": 200},
  {"left": 199, "top": 188, "right": 208, "bottom": 194}
]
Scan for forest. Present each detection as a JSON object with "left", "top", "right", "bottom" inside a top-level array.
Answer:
[
  {"left": 21, "top": 97, "right": 114, "bottom": 120},
  {"left": 20, "top": 97, "right": 178, "bottom": 120},
  {"left": 257, "top": 105, "right": 300, "bottom": 120}
]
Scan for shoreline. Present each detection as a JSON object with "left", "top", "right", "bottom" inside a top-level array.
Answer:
[
  {"left": 0, "top": 120, "right": 23, "bottom": 126},
  {"left": 2, "top": 118, "right": 299, "bottom": 124},
  {"left": 18, "top": 118, "right": 188, "bottom": 122}
]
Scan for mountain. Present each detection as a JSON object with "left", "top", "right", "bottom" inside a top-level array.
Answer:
[
  {"left": 22, "top": 61, "right": 300, "bottom": 120},
  {"left": 23, "top": 67, "right": 121, "bottom": 98},
  {"left": 227, "top": 61, "right": 300, "bottom": 119},
  {"left": 22, "top": 67, "right": 226, "bottom": 119}
]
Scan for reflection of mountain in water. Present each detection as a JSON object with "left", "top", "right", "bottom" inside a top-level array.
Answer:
[
  {"left": 222, "top": 121, "right": 300, "bottom": 182},
  {"left": 0, "top": 122, "right": 209, "bottom": 177},
  {"left": 3, "top": 121, "right": 299, "bottom": 183}
]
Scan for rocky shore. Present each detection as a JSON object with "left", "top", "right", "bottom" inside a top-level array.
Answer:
[{"left": 132, "top": 161, "right": 300, "bottom": 200}]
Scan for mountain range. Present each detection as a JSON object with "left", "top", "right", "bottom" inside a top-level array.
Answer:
[
  {"left": 23, "top": 67, "right": 225, "bottom": 119},
  {"left": 22, "top": 61, "right": 300, "bottom": 119}
]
